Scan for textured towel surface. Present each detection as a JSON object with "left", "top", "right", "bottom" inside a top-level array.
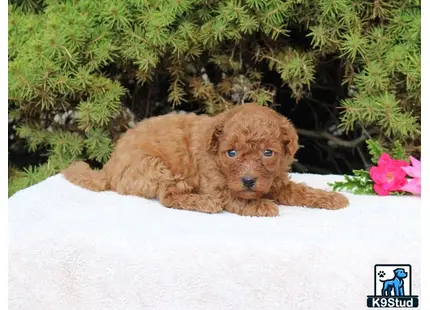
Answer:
[{"left": 8, "top": 173, "right": 421, "bottom": 310}]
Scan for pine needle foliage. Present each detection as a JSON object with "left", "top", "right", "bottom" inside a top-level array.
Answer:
[{"left": 8, "top": 0, "right": 420, "bottom": 196}]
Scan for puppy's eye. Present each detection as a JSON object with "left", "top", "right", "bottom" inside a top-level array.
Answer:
[
  {"left": 263, "top": 149, "right": 273, "bottom": 157},
  {"left": 226, "top": 150, "right": 237, "bottom": 158}
]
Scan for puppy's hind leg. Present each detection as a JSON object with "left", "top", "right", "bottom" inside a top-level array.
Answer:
[
  {"left": 108, "top": 155, "right": 168, "bottom": 199},
  {"left": 109, "top": 155, "right": 224, "bottom": 214}
]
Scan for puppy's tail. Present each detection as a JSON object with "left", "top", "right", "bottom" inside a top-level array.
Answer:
[{"left": 62, "top": 161, "right": 109, "bottom": 192}]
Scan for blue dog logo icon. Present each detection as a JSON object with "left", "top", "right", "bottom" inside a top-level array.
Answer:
[
  {"left": 367, "top": 264, "right": 419, "bottom": 308},
  {"left": 380, "top": 268, "right": 408, "bottom": 296}
]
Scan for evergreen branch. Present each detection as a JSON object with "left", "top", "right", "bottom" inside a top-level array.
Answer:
[{"left": 297, "top": 128, "right": 378, "bottom": 148}]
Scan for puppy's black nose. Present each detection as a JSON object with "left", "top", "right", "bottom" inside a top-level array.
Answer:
[{"left": 242, "top": 177, "right": 257, "bottom": 189}]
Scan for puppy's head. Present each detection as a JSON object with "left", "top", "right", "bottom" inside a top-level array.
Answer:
[{"left": 206, "top": 104, "right": 298, "bottom": 200}]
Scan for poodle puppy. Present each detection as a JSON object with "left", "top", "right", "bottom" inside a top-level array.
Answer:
[{"left": 62, "top": 103, "right": 349, "bottom": 216}]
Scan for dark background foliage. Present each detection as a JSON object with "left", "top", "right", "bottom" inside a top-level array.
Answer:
[{"left": 8, "top": 0, "right": 421, "bottom": 196}]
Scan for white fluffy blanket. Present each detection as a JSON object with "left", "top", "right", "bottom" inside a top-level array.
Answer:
[{"left": 8, "top": 173, "right": 421, "bottom": 310}]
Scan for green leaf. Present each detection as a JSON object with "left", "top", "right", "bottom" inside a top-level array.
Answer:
[
  {"left": 328, "top": 169, "right": 375, "bottom": 195},
  {"left": 366, "top": 139, "right": 386, "bottom": 164},
  {"left": 389, "top": 140, "right": 408, "bottom": 161}
]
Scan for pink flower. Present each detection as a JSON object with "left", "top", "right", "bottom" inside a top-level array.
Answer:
[
  {"left": 370, "top": 153, "right": 409, "bottom": 196},
  {"left": 400, "top": 156, "right": 421, "bottom": 195}
]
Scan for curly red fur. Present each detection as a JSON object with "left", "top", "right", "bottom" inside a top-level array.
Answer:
[{"left": 62, "top": 104, "right": 349, "bottom": 216}]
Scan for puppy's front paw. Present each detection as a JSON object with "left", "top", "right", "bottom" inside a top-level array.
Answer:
[
  {"left": 316, "top": 192, "right": 349, "bottom": 210},
  {"left": 240, "top": 199, "right": 279, "bottom": 217},
  {"left": 161, "top": 193, "right": 224, "bottom": 214},
  {"left": 199, "top": 197, "right": 225, "bottom": 213}
]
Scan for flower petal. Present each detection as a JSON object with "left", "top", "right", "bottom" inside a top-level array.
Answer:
[
  {"left": 401, "top": 166, "right": 417, "bottom": 178},
  {"left": 394, "top": 159, "right": 409, "bottom": 167},
  {"left": 374, "top": 183, "right": 390, "bottom": 196},
  {"left": 400, "top": 178, "right": 421, "bottom": 195},
  {"left": 378, "top": 153, "right": 391, "bottom": 165},
  {"left": 391, "top": 177, "right": 407, "bottom": 190},
  {"left": 410, "top": 156, "right": 421, "bottom": 167},
  {"left": 370, "top": 166, "right": 387, "bottom": 184},
  {"left": 408, "top": 156, "right": 421, "bottom": 178}
]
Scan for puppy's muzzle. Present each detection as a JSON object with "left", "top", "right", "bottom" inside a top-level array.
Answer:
[{"left": 241, "top": 176, "right": 257, "bottom": 190}]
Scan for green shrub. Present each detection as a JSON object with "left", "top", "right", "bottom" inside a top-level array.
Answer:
[{"left": 8, "top": 0, "right": 420, "bottom": 196}]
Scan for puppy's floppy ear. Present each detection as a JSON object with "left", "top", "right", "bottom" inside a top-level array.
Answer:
[
  {"left": 278, "top": 116, "right": 299, "bottom": 158},
  {"left": 205, "top": 116, "right": 225, "bottom": 153}
]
